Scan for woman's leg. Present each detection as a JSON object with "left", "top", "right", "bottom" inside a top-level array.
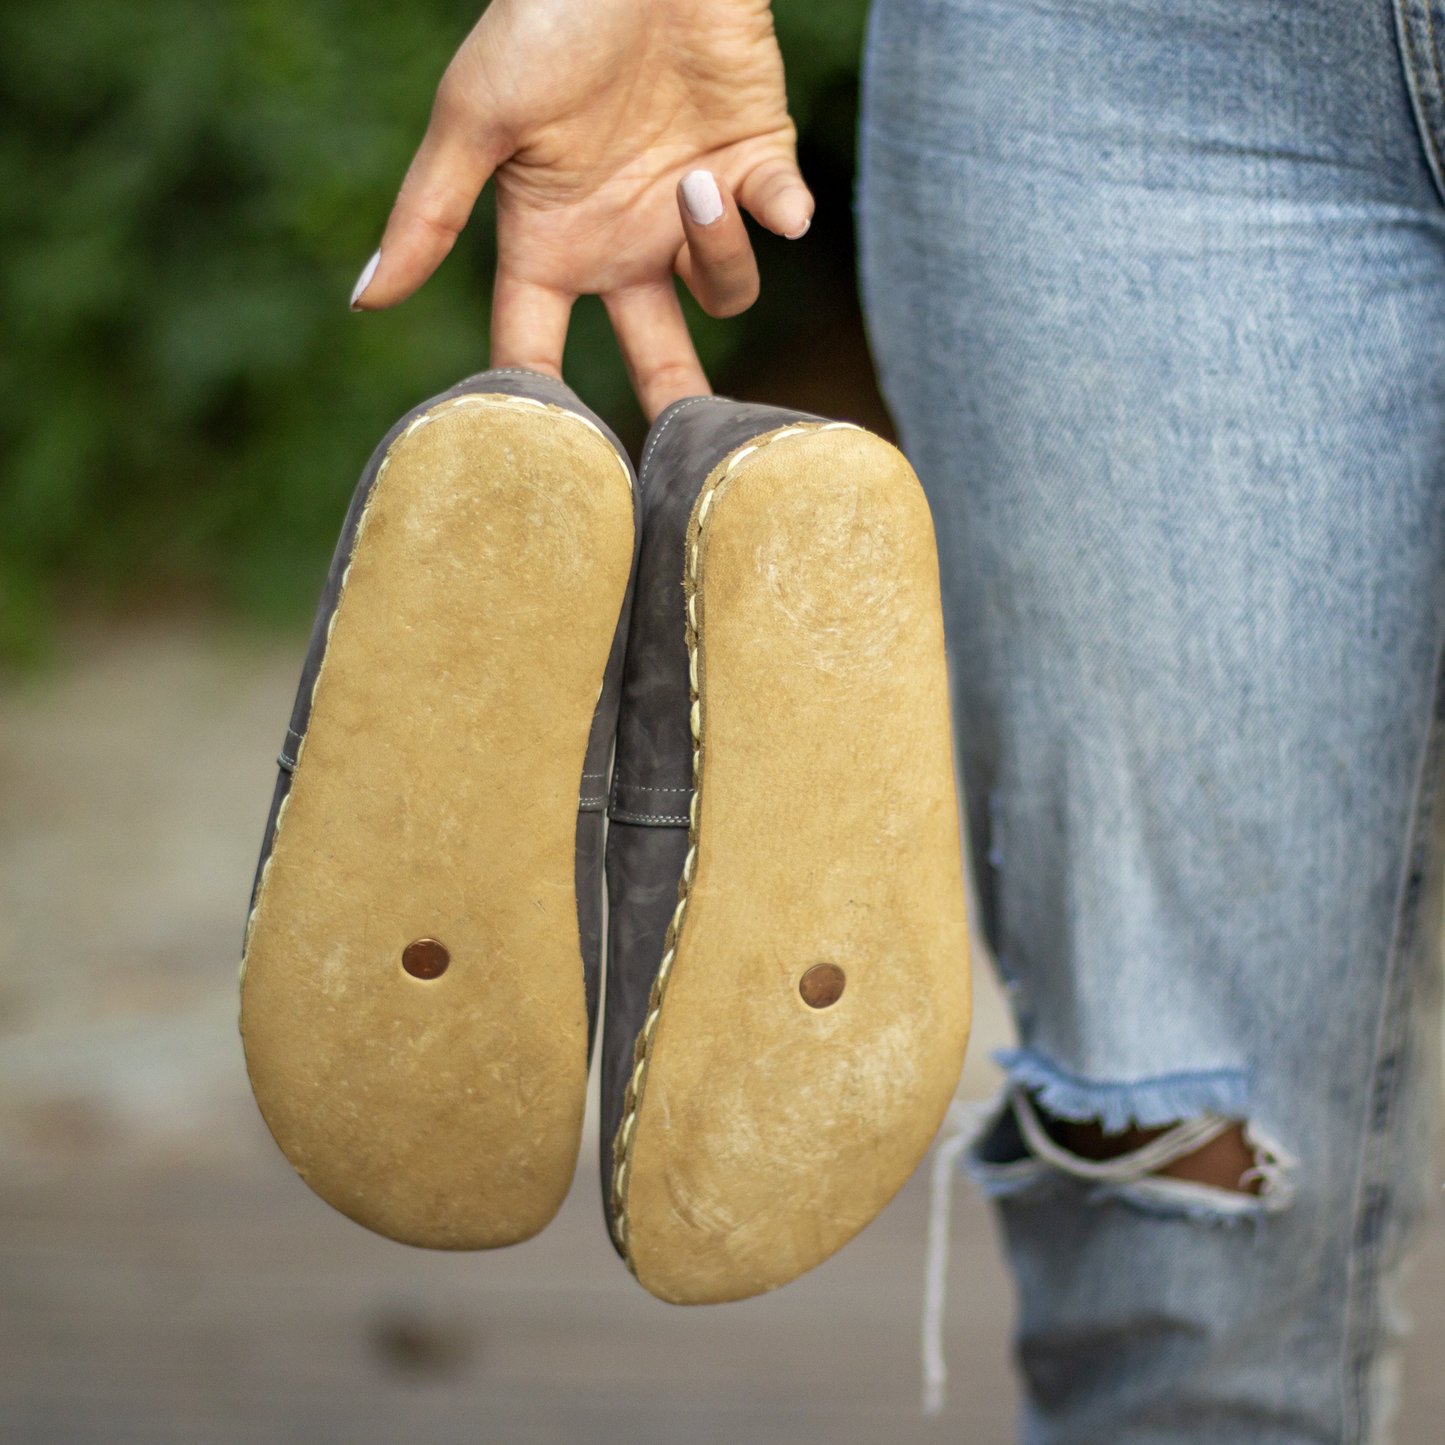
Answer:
[{"left": 860, "top": 1, "right": 1445, "bottom": 1438}]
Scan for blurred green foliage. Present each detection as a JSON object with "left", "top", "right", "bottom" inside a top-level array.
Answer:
[{"left": 0, "top": 0, "right": 869, "bottom": 657}]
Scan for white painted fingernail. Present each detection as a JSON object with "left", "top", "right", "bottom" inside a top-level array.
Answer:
[
  {"left": 786, "top": 218, "right": 811, "bottom": 240},
  {"left": 681, "top": 171, "right": 724, "bottom": 227},
  {"left": 349, "top": 249, "right": 380, "bottom": 310}
]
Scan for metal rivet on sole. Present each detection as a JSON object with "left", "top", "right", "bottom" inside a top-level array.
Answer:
[
  {"left": 402, "top": 938, "right": 450, "bottom": 979},
  {"left": 799, "top": 963, "right": 846, "bottom": 1009}
]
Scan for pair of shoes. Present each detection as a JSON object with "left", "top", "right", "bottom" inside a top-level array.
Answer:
[{"left": 239, "top": 370, "right": 971, "bottom": 1305}]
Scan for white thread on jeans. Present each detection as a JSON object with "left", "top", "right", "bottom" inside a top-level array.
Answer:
[
  {"left": 1239, "top": 1119, "right": 1299, "bottom": 1207},
  {"left": 1011, "top": 1086, "right": 1235, "bottom": 1180},
  {"left": 922, "top": 1100, "right": 975, "bottom": 1415}
]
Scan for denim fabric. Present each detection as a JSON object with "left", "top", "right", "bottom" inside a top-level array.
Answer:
[{"left": 860, "top": 1, "right": 1445, "bottom": 1439}]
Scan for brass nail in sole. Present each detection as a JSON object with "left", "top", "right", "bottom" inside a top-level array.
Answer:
[
  {"left": 799, "top": 963, "right": 846, "bottom": 1009},
  {"left": 402, "top": 938, "right": 450, "bottom": 980}
]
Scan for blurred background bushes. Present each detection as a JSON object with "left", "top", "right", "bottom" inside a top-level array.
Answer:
[{"left": 0, "top": 0, "right": 872, "bottom": 659}]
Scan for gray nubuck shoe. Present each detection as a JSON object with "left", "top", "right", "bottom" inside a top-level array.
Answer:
[
  {"left": 241, "top": 369, "right": 639, "bottom": 1250},
  {"left": 601, "top": 397, "right": 972, "bottom": 1304}
]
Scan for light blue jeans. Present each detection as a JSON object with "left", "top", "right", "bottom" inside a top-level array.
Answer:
[{"left": 859, "top": 1, "right": 1445, "bottom": 1439}]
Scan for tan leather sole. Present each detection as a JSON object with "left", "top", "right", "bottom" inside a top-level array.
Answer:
[
  {"left": 241, "top": 394, "right": 634, "bottom": 1250},
  {"left": 612, "top": 424, "right": 971, "bottom": 1303}
]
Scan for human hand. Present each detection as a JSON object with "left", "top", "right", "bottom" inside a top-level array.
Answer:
[{"left": 351, "top": 0, "right": 813, "bottom": 420}]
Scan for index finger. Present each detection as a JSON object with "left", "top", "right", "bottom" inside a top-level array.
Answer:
[{"left": 351, "top": 74, "right": 507, "bottom": 311}]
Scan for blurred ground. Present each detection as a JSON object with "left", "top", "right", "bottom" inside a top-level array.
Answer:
[{"left": 1, "top": 624, "right": 1442, "bottom": 1442}]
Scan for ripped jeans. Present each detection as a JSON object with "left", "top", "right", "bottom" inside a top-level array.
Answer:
[{"left": 860, "top": 0, "right": 1445, "bottom": 1440}]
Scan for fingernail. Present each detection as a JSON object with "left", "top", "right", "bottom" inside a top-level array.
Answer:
[
  {"left": 681, "top": 171, "right": 724, "bottom": 227},
  {"left": 786, "top": 218, "right": 811, "bottom": 240},
  {"left": 349, "top": 249, "right": 380, "bottom": 310}
]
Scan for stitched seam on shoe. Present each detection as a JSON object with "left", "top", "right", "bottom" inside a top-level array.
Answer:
[
  {"left": 608, "top": 420, "right": 839, "bottom": 1267},
  {"left": 609, "top": 810, "right": 690, "bottom": 826},
  {"left": 432, "top": 392, "right": 632, "bottom": 490},
  {"left": 639, "top": 396, "right": 719, "bottom": 482}
]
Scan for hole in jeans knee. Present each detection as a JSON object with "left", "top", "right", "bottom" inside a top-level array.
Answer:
[
  {"left": 1039, "top": 1106, "right": 1263, "bottom": 1195},
  {"left": 994, "top": 1072, "right": 1299, "bottom": 1212}
]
